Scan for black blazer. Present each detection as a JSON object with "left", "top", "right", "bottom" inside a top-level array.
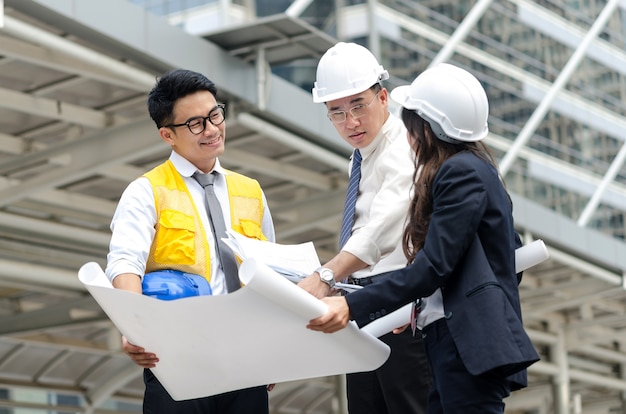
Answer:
[{"left": 346, "top": 152, "right": 539, "bottom": 389}]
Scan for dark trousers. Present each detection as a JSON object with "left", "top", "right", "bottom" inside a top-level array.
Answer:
[
  {"left": 142, "top": 369, "right": 268, "bottom": 414},
  {"left": 422, "top": 319, "right": 511, "bottom": 414},
  {"left": 347, "top": 329, "right": 431, "bottom": 414}
]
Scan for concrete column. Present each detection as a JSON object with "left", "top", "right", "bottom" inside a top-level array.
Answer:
[{"left": 551, "top": 327, "right": 570, "bottom": 414}]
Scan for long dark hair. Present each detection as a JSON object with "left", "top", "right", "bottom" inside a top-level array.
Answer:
[{"left": 401, "top": 108, "right": 499, "bottom": 263}]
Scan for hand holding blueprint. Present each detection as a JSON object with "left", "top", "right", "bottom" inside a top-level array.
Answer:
[
  {"left": 78, "top": 259, "right": 390, "bottom": 401},
  {"left": 361, "top": 239, "right": 550, "bottom": 337},
  {"left": 222, "top": 233, "right": 550, "bottom": 338}
]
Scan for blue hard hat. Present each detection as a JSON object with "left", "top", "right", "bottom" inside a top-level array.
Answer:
[{"left": 142, "top": 269, "right": 212, "bottom": 300}]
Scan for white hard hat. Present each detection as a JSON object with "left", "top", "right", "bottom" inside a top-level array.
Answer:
[
  {"left": 390, "top": 63, "right": 489, "bottom": 142},
  {"left": 312, "top": 42, "right": 389, "bottom": 103}
]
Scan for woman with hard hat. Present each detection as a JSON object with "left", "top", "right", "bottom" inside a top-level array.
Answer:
[{"left": 307, "top": 63, "right": 539, "bottom": 413}]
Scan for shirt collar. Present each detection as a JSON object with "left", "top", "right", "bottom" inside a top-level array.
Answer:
[
  {"left": 357, "top": 113, "right": 393, "bottom": 159},
  {"left": 169, "top": 151, "right": 224, "bottom": 177}
]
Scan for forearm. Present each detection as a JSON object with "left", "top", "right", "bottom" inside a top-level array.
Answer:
[
  {"left": 112, "top": 273, "right": 142, "bottom": 294},
  {"left": 324, "top": 250, "right": 369, "bottom": 282},
  {"left": 298, "top": 251, "right": 368, "bottom": 298}
]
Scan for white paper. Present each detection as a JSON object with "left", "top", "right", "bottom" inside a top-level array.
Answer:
[
  {"left": 78, "top": 260, "right": 389, "bottom": 401},
  {"left": 335, "top": 282, "right": 362, "bottom": 293},
  {"left": 360, "top": 240, "right": 550, "bottom": 337},
  {"left": 515, "top": 239, "right": 549, "bottom": 274},
  {"left": 361, "top": 303, "right": 413, "bottom": 338},
  {"left": 223, "top": 230, "right": 321, "bottom": 278}
]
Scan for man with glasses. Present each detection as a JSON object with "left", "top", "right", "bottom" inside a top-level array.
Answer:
[
  {"left": 105, "top": 69, "right": 275, "bottom": 413},
  {"left": 298, "top": 43, "right": 430, "bottom": 414}
]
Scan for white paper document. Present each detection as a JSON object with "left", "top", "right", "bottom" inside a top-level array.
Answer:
[
  {"left": 78, "top": 259, "right": 389, "bottom": 401},
  {"left": 223, "top": 230, "right": 320, "bottom": 279}
]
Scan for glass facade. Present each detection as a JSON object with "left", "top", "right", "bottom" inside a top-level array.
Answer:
[{"left": 362, "top": 0, "right": 626, "bottom": 242}]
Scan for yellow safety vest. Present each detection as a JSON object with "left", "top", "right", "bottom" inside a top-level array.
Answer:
[{"left": 143, "top": 160, "right": 267, "bottom": 281}]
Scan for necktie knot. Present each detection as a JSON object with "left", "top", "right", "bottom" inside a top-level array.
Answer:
[{"left": 193, "top": 171, "right": 216, "bottom": 188}]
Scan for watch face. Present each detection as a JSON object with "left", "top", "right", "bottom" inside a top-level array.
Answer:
[{"left": 318, "top": 268, "right": 334, "bottom": 286}]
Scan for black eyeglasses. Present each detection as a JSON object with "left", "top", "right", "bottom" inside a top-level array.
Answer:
[{"left": 164, "top": 104, "right": 226, "bottom": 135}]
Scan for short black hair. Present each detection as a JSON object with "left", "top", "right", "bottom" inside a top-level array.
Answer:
[{"left": 147, "top": 69, "right": 218, "bottom": 128}]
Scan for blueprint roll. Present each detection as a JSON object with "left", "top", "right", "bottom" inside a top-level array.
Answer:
[
  {"left": 515, "top": 239, "right": 549, "bottom": 273},
  {"left": 361, "top": 240, "right": 550, "bottom": 338},
  {"left": 361, "top": 303, "right": 413, "bottom": 338}
]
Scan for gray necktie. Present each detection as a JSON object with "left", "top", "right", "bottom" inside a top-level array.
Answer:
[{"left": 192, "top": 171, "right": 240, "bottom": 292}]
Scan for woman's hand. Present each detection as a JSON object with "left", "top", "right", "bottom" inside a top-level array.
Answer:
[{"left": 306, "top": 296, "right": 351, "bottom": 333}]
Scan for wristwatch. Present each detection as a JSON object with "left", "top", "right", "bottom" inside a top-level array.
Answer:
[{"left": 316, "top": 267, "right": 336, "bottom": 288}]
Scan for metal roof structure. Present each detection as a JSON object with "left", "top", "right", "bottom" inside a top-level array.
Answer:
[
  {"left": 203, "top": 13, "right": 337, "bottom": 65},
  {"left": 0, "top": 0, "right": 626, "bottom": 413}
]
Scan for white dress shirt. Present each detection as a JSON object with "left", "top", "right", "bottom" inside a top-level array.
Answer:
[
  {"left": 342, "top": 114, "right": 416, "bottom": 278},
  {"left": 105, "top": 151, "right": 275, "bottom": 295},
  {"left": 342, "top": 114, "right": 445, "bottom": 326}
]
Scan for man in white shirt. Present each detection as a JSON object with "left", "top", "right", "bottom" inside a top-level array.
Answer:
[
  {"left": 106, "top": 69, "right": 275, "bottom": 413},
  {"left": 298, "top": 42, "right": 430, "bottom": 414}
]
